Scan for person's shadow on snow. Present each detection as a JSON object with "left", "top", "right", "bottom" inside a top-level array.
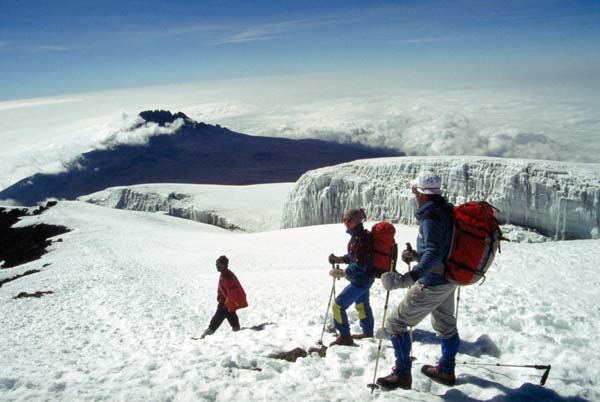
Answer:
[
  {"left": 441, "top": 375, "right": 591, "bottom": 402},
  {"left": 377, "top": 329, "right": 588, "bottom": 401},
  {"left": 377, "top": 328, "right": 502, "bottom": 358},
  {"left": 411, "top": 329, "right": 502, "bottom": 358}
]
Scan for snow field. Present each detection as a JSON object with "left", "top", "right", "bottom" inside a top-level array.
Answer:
[{"left": 1, "top": 201, "right": 598, "bottom": 401}]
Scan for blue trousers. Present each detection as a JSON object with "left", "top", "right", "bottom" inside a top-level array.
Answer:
[{"left": 332, "top": 283, "right": 374, "bottom": 337}]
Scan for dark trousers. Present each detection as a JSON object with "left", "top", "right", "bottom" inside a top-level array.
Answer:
[{"left": 208, "top": 303, "right": 240, "bottom": 332}]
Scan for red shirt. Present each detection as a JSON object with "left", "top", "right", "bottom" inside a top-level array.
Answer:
[{"left": 217, "top": 268, "right": 248, "bottom": 312}]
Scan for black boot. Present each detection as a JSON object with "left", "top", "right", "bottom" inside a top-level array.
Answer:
[
  {"left": 200, "top": 328, "right": 215, "bottom": 339},
  {"left": 351, "top": 333, "right": 373, "bottom": 340},
  {"left": 376, "top": 369, "right": 412, "bottom": 390},
  {"left": 421, "top": 364, "right": 456, "bottom": 386},
  {"left": 329, "top": 335, "right": 356, "bottom": 347}
]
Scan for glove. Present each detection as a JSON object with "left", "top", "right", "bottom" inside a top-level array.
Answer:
[
  {"left": 328, "top": 254, "right": 345, "bottom": 264},
  {"left": 329, "top": 268, "right": 347, "bottom": 279},
  {"left": 401, "top": 249, "right": 419, "bottom": 264},
  {"left": 381, "top": 271, "right": 415, "bottom": 290}
]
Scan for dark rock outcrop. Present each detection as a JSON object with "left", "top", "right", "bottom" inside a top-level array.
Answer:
[
  {"left": 0, "top": 203, "right": 69, "bottom": 269},
  {"left": 138, "top": 110, "right": 192, "bottom": 126},
  {"left": 14, "top": 290, "right": 54, "bottom": 299},
  {"left": 0, "top": 270, "right": 40, "bottom": 287}
]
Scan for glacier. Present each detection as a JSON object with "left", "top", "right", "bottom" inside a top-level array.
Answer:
[
  {"left": 80, "top": 183, "right": 293, "bottom": 233},
  {"left": 281, "top": 156, "right": 600, "bottom": 240}
]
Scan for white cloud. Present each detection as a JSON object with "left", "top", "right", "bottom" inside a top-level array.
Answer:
[
  {"left": 28, "top": 45, "right": 72, "bottom": 52},
  {"left": 394, "top": 37, "right": 455, "bottom": 44},
  {"left": 0, "top": 97, "right": 81, "bottom": 111},
  {"left": 209, "top": 19, "right": 317, "bottom": 45},
  {"left": 0, "top": 41, "right": 76, "bottom": 53},
  {"left": 0, "top": 75, "right": 598, "bottom": 190},
  {"left": 98, "top": 116, "right": 186, "bottom": 149}
]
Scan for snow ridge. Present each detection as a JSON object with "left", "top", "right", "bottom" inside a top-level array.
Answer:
[{"left": 281, "top": 156, "right": 600, "bottom": 240}]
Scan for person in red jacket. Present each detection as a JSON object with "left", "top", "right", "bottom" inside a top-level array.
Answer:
[{"left": 200, "top": 255, "right": 248, "bottom": 338}]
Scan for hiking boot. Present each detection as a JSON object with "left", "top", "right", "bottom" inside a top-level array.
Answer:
[
  {"left": 200, "top": 328, "right": 215, "bottom": 339},
  {"left": 376, "top": 370, "right": 412, "bottom": 390},
  {"left": 232, "top": 326, "right": 241, "bottom": 332},
  {"left": 329, "top": 335, "right": 356, "bottom": 347},
  {"left": 351, "top": 333, "right": 373, "bottom": 340},
  {"left": 421, "top": 364, "right": 456, "bottom": 386}
]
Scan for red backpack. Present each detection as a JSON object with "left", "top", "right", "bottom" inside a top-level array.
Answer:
[
  {"left": 368, "top": 221, "right": 397, "bottom": 277},
  {"left": 445, "top": 201, "right": 504, "bottom": 285}
]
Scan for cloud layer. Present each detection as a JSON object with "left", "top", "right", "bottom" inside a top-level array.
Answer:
[{"left": 0, "top": 75, "right": 598, "bottom": 191}]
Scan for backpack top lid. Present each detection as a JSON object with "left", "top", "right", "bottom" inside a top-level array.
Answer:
[
  {"left": 453, "top": 201, "right": 499, "bottom": 234},
  {"left": 371, "top": 221, "right": 396, "bottom": 237}
]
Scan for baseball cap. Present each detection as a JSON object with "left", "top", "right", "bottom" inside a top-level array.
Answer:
[{"left": 410, "top": 171, "right": 442, "bottom": 195}]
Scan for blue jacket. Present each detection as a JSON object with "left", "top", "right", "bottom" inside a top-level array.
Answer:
[
  {"left": 412, "top": 198, "right": 453, "bottom": 286},
  {"left": 342, "top": 224, "right": 374, "bottom": 289}
]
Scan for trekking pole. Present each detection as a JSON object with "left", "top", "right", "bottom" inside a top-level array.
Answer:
[
  {"left": 455, "top": 286, "right": 461, "bottom": 324},
  {"left": 460, "top": 362, "right": 551, "bottom": 386},
  {"left": 367, "top": 242, "right": 398, "bottom": 393},
  {"left": 317, "top": 263, "right": 338, "bottom": 346},
  {"left": 405, "top": 242, "right": 414, "bottom": 361}
]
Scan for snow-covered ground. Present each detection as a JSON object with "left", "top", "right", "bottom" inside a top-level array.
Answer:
[{"left": 1, "top": 201, "right": 598, "bottom": 401}]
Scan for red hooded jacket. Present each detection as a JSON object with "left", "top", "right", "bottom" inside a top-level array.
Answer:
[{"left": 217, "top": 268, "right": 248, "bottom": 312}]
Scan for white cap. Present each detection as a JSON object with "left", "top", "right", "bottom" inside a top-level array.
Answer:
[{"left": 410, "top": 171, "right": 442, "bottom": 195}]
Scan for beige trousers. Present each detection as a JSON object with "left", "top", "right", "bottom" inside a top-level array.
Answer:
[{"left": 386, "top": 282, "right": 458, "bottom": 339}]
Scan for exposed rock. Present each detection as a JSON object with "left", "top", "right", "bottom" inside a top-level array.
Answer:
[
  {"left": 14, "top": 290, "right": 54, "bottom": 299},
  {"left": 139, "top": 110, "right": 192, "bottom": 126},
  {"left": 0, "top": 270, "right": 40, "bottom": 288},
  {"left": 0, "top": 203, "right": 70, "bottom": 268},
  {"left": 267, "top": 347, "right": 309, "bottom": 362}
]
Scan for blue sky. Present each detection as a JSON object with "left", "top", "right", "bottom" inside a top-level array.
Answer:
[{"left": 1, "top": 0, "right": 599, "bottom": 101}]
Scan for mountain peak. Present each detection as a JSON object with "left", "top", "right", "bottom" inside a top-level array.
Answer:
[{"left": 139, "top": 110, "right": 192, "bottom": 126}]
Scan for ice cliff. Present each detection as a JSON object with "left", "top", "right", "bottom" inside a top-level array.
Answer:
[
  {"left": 80, "top": 183, "right": 293, "bottom": 233},
  {"left": 281, "top": 156, "right": 600, "bottom": 240}
]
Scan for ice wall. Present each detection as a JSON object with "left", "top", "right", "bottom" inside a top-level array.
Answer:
[
  {"left": 80, "top": 183, "right": 293, "bottom": 233},
  {"left": 281, "top": 156, "right": 600, "bottom": 240},
  {"left": 83, "top": 188, "right": 244, "bottom": 231}
]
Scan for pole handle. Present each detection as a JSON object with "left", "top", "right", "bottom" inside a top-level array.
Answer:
[
  {"left": 390, "top": 242, "right": 398, "bottom": 273},
  {"left": 460, "top": 362, "right": 551, "bottom": 386},
  {"left": 540, "top": 365, "right": 551, "bottom": 386}
]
